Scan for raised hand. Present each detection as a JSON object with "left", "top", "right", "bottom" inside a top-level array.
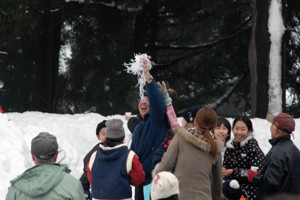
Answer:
[{"left": 157, "top": 81, "right": 172, "bottom": 106}]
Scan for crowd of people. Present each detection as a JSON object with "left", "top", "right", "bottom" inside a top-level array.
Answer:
[{"left": 5, "top": 57, "right": 300, "bottom": 200}]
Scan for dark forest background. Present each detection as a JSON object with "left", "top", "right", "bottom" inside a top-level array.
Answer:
[{"left": 0, "top": 0, "right": 299, "bottom": 117}]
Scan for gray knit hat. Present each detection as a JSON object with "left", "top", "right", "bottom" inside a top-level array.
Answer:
[
  {"left": 105, "top": 119, "right": 125, "bottom": 138},
  {"left": 31, "top": 132, "right": 58, "bottom": 160}
]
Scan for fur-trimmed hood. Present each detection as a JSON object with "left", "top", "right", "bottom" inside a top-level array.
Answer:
[
  {"left": 174, "top": 127, "right": 223, "bottom": 153},
  {"left": 226, "top": 132, "right": 254, "bottom": 149}
]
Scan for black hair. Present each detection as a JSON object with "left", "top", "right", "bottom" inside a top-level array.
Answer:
[
  {"left": 103, "top": 136, "right": 125, "bottom": 147},
  {"left": 217, "top": 117, "right": 231, "bottom": 143},
  {"left": 127, "top": 116, "right": 140, "bottom": 134},
  {"left": 232, "top": 116, "right": 253, "bottom": 132},
  {"left": 96, "top": 120, "right": 107, "bottom": 135}
]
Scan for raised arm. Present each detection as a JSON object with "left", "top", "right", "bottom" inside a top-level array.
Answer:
[
  {"left": 157, "top": 81, "right": 180, "bottom": 130},
  {"left": 141, "top": 58, "right": 166, "bottom": 123}
]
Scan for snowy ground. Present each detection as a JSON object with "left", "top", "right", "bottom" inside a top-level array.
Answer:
[{"left": 1, "top": 112, "right": 300, "bottom": 199}]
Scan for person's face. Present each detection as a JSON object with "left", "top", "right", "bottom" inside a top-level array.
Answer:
[
  {"left": 96, "top": 127, "right": 106, "bottom": 142},
  {"left": 232, "top": 121, "right": 251, "bottom": 142},
  {"left": 213, "top": 123, "right": 229, "bottom": 142},
  {"left": 138, "top": 97, "right": 150, "bottom": 118}
]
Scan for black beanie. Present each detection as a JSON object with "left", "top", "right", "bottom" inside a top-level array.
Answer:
[
  {"left": 222, "top": 180, "right": 242, "bottom": 200},
  {"left": 96, "top": 120, "right": 107, "bottom": 135},
  {"left": 182, "top": 105, "right": 203, "bottom": 123}
]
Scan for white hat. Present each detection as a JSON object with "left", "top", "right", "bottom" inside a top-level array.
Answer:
[{"left": 151, "top": 172, "right": 179, "bottom": 200}]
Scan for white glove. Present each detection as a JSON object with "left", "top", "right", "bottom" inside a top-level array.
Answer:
[{"left": 157, "top": 81, "right": 172, "bottom": 106}]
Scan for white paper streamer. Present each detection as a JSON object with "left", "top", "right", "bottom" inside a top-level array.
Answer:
[{"left": 124, "top": 53, "right": 152, "bottom": 101}]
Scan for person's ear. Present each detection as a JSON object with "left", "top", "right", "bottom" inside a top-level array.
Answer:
[
  {"left": 30, "top": 151, "right": 35, "bottom": 161},
  {"left": 30, "top": 151, "right": 38, "bottom": 165},
  {"left": 53, "top": 151, "right": 59, "bottom": 163},
  {"left": 274, "top": 126, "right": 282, "bottom": 136},
  {"left": 96, "top": 135, "right": 101, "bottom": 141}
]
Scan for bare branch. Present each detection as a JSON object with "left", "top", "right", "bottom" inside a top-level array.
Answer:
[
  {"left": 155, "top": 17, "right": 251, "bottom": 50},
  {"left": 205, "top": 72, "right": 247, "bottom": 109}
]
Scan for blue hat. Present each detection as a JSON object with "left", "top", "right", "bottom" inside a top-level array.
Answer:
[
  {"left": 182, "top": 105, "right": 203, "bottom": 123},
  {"left": 222, "top": 180, "right": 242, "bottom": 200}
]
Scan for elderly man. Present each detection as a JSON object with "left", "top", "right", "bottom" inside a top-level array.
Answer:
[
  {"left": 248, "top": 113, "right": 300, "bottom": 199},
  {"left": 6, "top": 132, "right": 85, "bottom": 200}
]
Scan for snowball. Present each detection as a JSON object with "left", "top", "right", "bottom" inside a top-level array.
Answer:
[{"left": 230, "top": 180, "right": 240, "bottom": 189}]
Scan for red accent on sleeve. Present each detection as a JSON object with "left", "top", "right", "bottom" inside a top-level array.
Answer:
[
  {"left": 87, "top": 160, "right": 92, "bottom": 183},
  {"left": 129, "top": 154, "right": 145, "bottom": 186}
]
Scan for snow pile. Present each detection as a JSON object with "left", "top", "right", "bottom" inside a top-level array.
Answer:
[{"left": 0, "top": 114, "right": 31, "bottom": 187}]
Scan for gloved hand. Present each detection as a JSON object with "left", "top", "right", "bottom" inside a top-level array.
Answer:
[
  {"left": 157, "top": 81, "right": 172, "bottom": 106},
  {"left": 84, "top": 190, "right": 90, "bottom": 200},
  {"left": 248, "top": 169, "right": 259, "bottom": 182}
]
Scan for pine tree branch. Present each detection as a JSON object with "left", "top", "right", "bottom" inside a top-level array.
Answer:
[
  {"left": 205, "top": 72, "right": 247, "bottom": 110},
  {"left": 153, "top": 27, "right": 251, "bottom": 69},
  {"left": 155, "top": 17, "right": 251, "bottom": 50}
]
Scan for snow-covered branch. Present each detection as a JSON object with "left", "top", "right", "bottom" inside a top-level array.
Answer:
[
  {"left": 0, "top": 51, "right": 8, "bottom": 55},
  {"left": 205, "top": 75, "right": 245, "bottom": 109}
]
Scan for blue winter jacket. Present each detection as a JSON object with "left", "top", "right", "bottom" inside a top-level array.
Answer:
[
  {"left": 92, "top": 143, "right": 131, "bottom": 199},
  {"left": 130, "top": 79, "right": 169, "bottom": 175}
]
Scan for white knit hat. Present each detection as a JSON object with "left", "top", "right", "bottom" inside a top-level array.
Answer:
[{"left": 151, "top": 172, "right": 179, "bottom": 200}]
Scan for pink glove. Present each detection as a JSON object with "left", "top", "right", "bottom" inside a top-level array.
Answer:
[{"left": 248, "top": 169, "right": 259, "bottom": 182}]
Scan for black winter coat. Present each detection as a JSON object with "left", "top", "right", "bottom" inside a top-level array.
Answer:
[
  {"left": 253, "top": 134, "right": 300, "bottom": 199},
  {"left": 223, "top": 134, "right": 265, "bottom": 200},
  {"left": 80, "top": 143, "right": 100, "bottom": 191}
]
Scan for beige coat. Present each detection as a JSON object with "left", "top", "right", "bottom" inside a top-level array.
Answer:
[{"left": 154, "top": 127, "right": 223, "bottom": 200}]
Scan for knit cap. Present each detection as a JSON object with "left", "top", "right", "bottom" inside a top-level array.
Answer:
[
  {"left": 105, "top": 119, "right": 125, "bottom": 138},
  {"left": 182, "top": 105, "right": 203, "bottom": 123},
  {"left": 222, "top": 179, "right": 242, "bottom": 200},
  {"left": 151, "top": 171, "right": 179, "bottom": 200}
]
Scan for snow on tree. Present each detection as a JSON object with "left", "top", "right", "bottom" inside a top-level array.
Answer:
[{"left": 268, "top": 0, "right": 285, "bottom": 114}]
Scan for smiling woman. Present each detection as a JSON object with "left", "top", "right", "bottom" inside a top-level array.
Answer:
[
  {"left": 222, "top": 116, "right": 265, "bottom": 200},
  {"left": 232, "top": 117, "right": 253, "bottom": 143}
]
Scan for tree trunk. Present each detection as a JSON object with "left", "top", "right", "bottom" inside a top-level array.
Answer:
[
  {"left": 34, "top": 6, "right": 61, "bottom": 113},
  {"left": 248, "top": 0, "right": 271, "bottom": 118}
]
